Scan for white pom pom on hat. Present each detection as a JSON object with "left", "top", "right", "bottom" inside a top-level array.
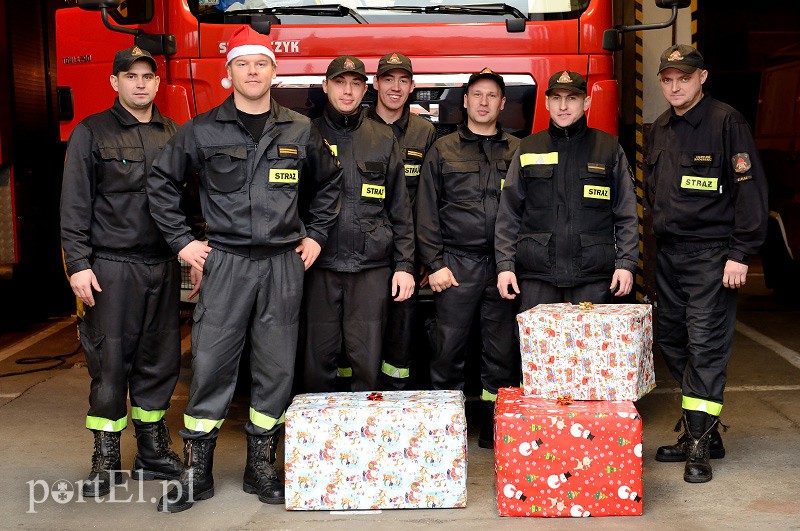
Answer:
[{"left": 225, "top": 25, "right": 276, "bottom": 65}]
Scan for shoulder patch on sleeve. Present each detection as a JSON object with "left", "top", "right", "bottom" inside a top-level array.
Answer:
[{"left": 732, "top": 152, "right": 751, "bottom": 174}]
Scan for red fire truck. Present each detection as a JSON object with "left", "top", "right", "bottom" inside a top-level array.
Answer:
[{"left": 55, "top": 0, "right": 684, "bottom": 300}]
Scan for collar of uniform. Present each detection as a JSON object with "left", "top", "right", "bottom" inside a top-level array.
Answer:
[
  {"left": 215, "top": 95, "right": 290, "bottom": 124},
  {"left": 548, "top": 114, "right": 587, "bottom": 140},
  {"left": 324, "top": 104, "right": 364, "bottom": 130},
  {"left": 664, "top": 93, "right": 709, "bottom": 128},
  {"left": 365, "top": 104, "right": 410, "bottom": 132},
  {"left": 458, "top": 122, "right": 506, "bottom": 143},
  {"left": 110, "top": 97, "right": 166, "bottom": 126}
]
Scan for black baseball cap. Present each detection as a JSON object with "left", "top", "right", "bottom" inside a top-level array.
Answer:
[
  {"left": 545, "top": 70, "right": 587, "bottom": 95},
  {"left": 113, "top": 45, "right": 157, "bottom": 76},
  {"left": 376, "top": 52, "right": 413, "bottom": 77},
  {"left": 326, "top": 55, "right": 367, "bottom": 80},
  {"left": 466, "top": 67, "right": 505, "bottom": 96},
  {"left": 658, "top": 44, "right": 704, "bottom": 74}
]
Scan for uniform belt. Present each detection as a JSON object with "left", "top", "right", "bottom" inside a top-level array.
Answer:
[
  {"left": 443, "top": 246, "right": 491, "bottom": 261},
  {"left": 210, "top": 242, "right": 295, "bottom": 260},
  {"left": 94, "top": 249, "right": 174, "bottom": 264},
  {"left": 656, "top": 239, "right": 728, "bottom": 254}
]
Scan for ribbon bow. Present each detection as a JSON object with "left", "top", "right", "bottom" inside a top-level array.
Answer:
[
  {"left": 367, "top": 392, "right": 384, "bottom": 401},
  {"left": 578, "top": 301, "right": 594, "bottom": 311},
  {"left": 557, "top": 395, "right": 574, "bottom": 405}
]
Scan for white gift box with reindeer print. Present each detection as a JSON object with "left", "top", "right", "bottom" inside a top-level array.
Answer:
[
  {"left": 284, "top": 390, "right": 467, "bottom": 510},
  {"left": 518, "top": 303, "right": 656, "bottom": 401}
]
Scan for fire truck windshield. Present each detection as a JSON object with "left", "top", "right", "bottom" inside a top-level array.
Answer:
[{"left": 191, "top": 0, "right": 590, "bottom": 23}]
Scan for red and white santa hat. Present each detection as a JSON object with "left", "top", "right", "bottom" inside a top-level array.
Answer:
[{"left": 225, "top": 25, "right": 276, "bottom": 65}]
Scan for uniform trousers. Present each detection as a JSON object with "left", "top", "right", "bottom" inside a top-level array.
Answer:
[
  {"left": 303, "top": 267, "right": 392, "bottom": 392},
  {"left": 183, "top": 248, "right": 304, "bottom": 439},
  {"left": 80, "top": 257, "right": 180, "bottom": 431}
]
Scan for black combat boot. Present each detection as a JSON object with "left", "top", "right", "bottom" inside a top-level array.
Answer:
[
  {"left": 655, "top": 415, "right": 726, "bottom": 462},
  {"left": 477, "top": 400, "right": 495, "bottom": 449},
  {"left": 157, "top": 437, "right": 216, "bottom": 513},
  {"left": 82, "top": 430, "right": 122, "bottom": 497},
  {"left": 683, "top": 410, "right": 718, "bottom": 483},
  {"left": 242, "top": 432, "right": 284, "bottom": 504},
  {"left": 132, "top": 419, "right": 186, "bottom": 481}
]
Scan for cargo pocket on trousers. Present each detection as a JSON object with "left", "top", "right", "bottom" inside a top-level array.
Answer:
[
  {"left": 79, "top": 321, "right": 105, "bottom": 378},
  {"left": 190, "top": 303, "right": 206, "bottom": 361}
]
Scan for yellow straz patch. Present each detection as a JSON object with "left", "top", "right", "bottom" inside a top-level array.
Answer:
[
  {"left": 404, "top": 164, "right": 421, "bottom": 177},
  {"left": 269, "top": 169, "right": 299, "bottom": 183},
  {"left": 584, "top": 185, "right": 610, "bottom": 199},
  {"left": 361, "top": 184, "right": 386, "bottom": 199},
  {"left": 681, "top": 176, "right": 718, "bottom": 190},
  {"left": 520, "top": 152, "right": 558, "bottom": 166}
]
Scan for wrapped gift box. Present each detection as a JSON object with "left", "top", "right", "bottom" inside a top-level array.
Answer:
[
  {"left": 519, "top": 303, "right": 655, "bottom": 400},
  {"left": 285, "top": 390, "right": 467, "bottom": 510},
  {"left": 495, "top": 387, "right": 643, "bottom": 517}
]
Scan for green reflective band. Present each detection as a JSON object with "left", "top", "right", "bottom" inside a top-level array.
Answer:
[
  {"left": 250, "top": 408, "right": 285, "bottom": 431},
  {"left": 184, "top": 414, "right": 224, "bottom": 433},
  {"left": 520, "top": 152, "right": 558, "bottom": 166},
  {"left": 86, "top": 415, "right": 127, "bottom": 432},
  {"left": 381, "top": 361, "right": 410, "bottom": 379},
  {"left": 584, "top": 185, "right": 610, "bottom": 199},
  {"left": 361, "top": 183, "right": 386, "bottom": 199},
  {"left": 680, "top": 175, "right": 718, "bottom": 191},
  {"left": 337, "top": 366, "right": 353, "bottom": 378},
  {"left": 481, "top": 389, "right": 497, "bottom": 402},
  {"left": 501, "top": 178, "right": 505, "bottom": 190},
  {"left": 268, "top": 168, "right": 298, "bottom": 183},
  {"left": 131, "top": 407, "right": 166, "bottom": 423},
  {"left": 682, "top": 396, "right": 723, "bottom": 416},
  {"left": 404, "top": 164, "right": 421, "bottom": 177}
]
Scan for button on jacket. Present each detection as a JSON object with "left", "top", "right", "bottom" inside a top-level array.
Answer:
[
  {"left": 416, "top": 124, "right": 520, "bottom": 271},
  {"left": 495, "top": 116, "right": 638, "bottom": 286},
  {"left": 61, "top": 99, "right": 178, "bottom": 275},
  {"left": 147, "top": 96, "right": 342, "bottom": 255},
  {"left": 645, "top": 95, "right": 768, "bottom": 263},
  {"left": 313, "top": 106, "right": 415, "bottom": 273}
]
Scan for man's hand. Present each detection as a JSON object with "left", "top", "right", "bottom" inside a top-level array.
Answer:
[
  {"left": 610, "top": 269, "right": 633, "bottom": 297},
  {"left": 295, "top": 237, "right": 322, "bottom": 270},
  {"left": 419, "top": 265, "right": 429, "bottom": 289},
  {"left": 179, "top": 240, "right": 212, "bottom": 273},
  {"left": 391, "top": 271, "right": 415, "bottom": 302},
  {"left": 428, "top": 267, "right": 459, "bottom": 293},
  {"left": 70, "top": 268, "right": 102, "bottom": 307},
  {"left": 723, "top": 260, "right": 749, "bottom": 289},
  {"left": 497, "top": 271, "right": 520, "bottom": 300},
  {"left": 188, "top": 267, "right": 203, "bottom": 300}
]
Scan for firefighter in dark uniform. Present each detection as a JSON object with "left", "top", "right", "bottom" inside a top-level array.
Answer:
[
  {"left": 60, "top": 46, "right": 184, "bottom": 498},
  {"left": 366, "top": 52, "right": 437, "bottom": 390},
  {"left": 646, "top": 45, "right": 767, "bottom": 483},
  {"left": 303, "top": 55, "right": 415, "bottom": 393},
  {"left": 147, "top": 27, "right": 341, "bottom": 511},
  {"left": 416, "top": 68, "right": 520, "bottom": 448},
  {"left": 495, "top": 71, "right": 638, "bottom": 310}
]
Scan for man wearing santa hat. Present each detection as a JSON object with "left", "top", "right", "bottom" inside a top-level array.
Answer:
[{"left": 147, "top": 25, "right": 342, "bottom": 512}]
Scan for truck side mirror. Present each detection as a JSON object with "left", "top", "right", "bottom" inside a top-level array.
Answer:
[
  {"left": 602, "top": 29, "right": 622, "bottom": 52},
  {"left": 75, "top": 0, "right": 121, "bottom": 10}
]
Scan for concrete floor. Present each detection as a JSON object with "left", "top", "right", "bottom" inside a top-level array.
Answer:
[{"left": 1, "top": 271, "right": 800, "bottom": 530}]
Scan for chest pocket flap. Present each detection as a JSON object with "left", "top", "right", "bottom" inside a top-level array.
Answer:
[
  {"left": 97, "top": 146, "right": 146, "bottom": 193},
  {"left": 522, "top": 165, "right": 554, "bottom": 179},
  {"left": 442, "top": 160, "right": 480, "bottom": 174},
  {"left": 201, "top": 145, "right": 248, "bottom": 194},
  {"left": 357, "top": 161, "right": 388, "bottom": 176}
]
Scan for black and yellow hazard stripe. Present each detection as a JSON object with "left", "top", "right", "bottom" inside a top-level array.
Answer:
[
  {"left": 691, "top": 0, "right": 698, "bottom": 48},
  {"left": 633, "top": 0, "right": 645, "bottom": 302}
]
